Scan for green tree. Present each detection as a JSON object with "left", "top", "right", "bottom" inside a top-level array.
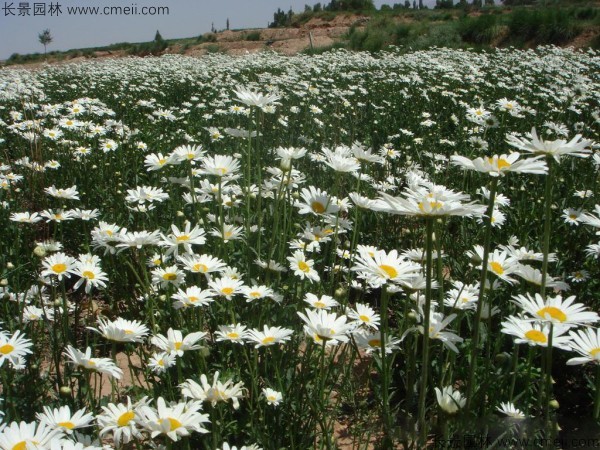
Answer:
[{"left": 38, "top": 29, "right": 53, "bottom": 57}]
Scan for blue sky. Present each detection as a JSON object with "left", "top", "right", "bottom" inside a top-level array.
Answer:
[{"left": 0, "top": 0, "right": 438, "bottom": 60}]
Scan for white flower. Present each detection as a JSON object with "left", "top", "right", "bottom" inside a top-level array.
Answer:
[
  {"left": 262, "top": 388, "right": 283, "bottom": 407},
  {"left": 435, "top": 386, "right": 466, "bottom": 414}
]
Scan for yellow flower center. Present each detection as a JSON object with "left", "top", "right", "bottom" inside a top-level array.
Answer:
[
  {"left": 298, "top": 261, "right": 310, "bottom": 273},
  {"left": 217, "top": 167, "right": 227, "bottom": 175},
  {"left": 311, "top": 201, "right": 326, "bottom": 214},
  {"left": 58, "top": 421, "right": 76, "bottom": 430},
  {"left": 379, "top": 264, "right": 398, "bottom": 279},
  {"left": 359, "top": 315, "right": 370, "bottom": 322},
  {"left": 368, "top": 339, "right": 381, "bottom": 347},
  {"left": 52, "top": 263, "right": 67, "bottom": 273},
  {"left": 164, "top": 417, "right": 182, "bottom": 430},
  {"left": 82, "top": 270, "right": 95, "bottom": 279},
  {"left": 188, "top": 296, "right": 199, "bottom": 303},
  {"left": 267, "top": 395, "right": 277, "bottom": 402},
  {"left": 488, "top": 157, "right": 511, "bottom": 170},
  {"left": 124, "top": 330, "right": 134, "bottom": 335},
  {"left": 227, "top": 332, "right": 239, "bottom": 339},
  {"left": 221, "top": 287, "right": 234, "bottom": 295},
  {"left": 262, "top": 336, "right": 276, "bottom": 344},
  {"left": 524, "top": 330, "right": 547, "bottom": 344},
  {"left": 13, "top": 441, "right": 29, "bottom": 450},
  {"left": 0, "top": 344, "right": 14, "bottom": 355},
  {"left": 589, "top": 348, "right": 600, "bottom": 358},
  {"left": 174, "top": 342, "right": 183, "bottom": 350},
  {"left": 250, "top": 292, "right": 261, "bottom": 298},
  {"left": 159, "top": 159, "right": 167, "bottom": 165},
  {"left": 117, "top": 411, "right": 135, "bottom": 427},
  {"left": 537, "top": 306, "right": 567, "bottom": 322},
  {"left": 418, "top": 200, "right": 443, "bottom": 212},
  {"left": 193, "top": 263, "right": 208, "bottom": 273},
  {"left": 490, "top": 261, "right": 504, "bottom": 275},
  {"left": 314, "top": 301, "right": 326, "bottom": 308},
  {"left": 176, "top": 235, "right": 190, "bottom": 242},
  {"left": 163, "top": 273, "right": 177, "bottom": 281},
  {"left": 224, "top": 231, "right": 233, "bottom": 239},
  {"left": 497, "top": 158, "right": 511, "bottom": 170}
]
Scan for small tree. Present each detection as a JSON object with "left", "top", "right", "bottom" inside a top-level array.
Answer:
[
  {"left": 226, "top": 18, "right": 230, "bottom": 30},
  {"left": 38, "top": 29, "right": 53, "bottom": 57}
]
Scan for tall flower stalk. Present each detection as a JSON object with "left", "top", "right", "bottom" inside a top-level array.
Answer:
[
  {"left": 466, "top": 177, "right": 497, "bottom": 410},
  {"left": 418, "top": 217, "right": 435, "bottom": 445}
]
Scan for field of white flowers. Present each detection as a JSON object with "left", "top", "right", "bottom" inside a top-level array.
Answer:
[{"left": 0, "top": 46, "right": 599, "bottom": 449}]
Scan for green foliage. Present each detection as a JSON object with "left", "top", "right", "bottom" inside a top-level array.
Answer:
[
  {"left": 197, "top": 33, "right": 217, "bottom": 43},
  {"left": 270, "top": 7, "right": 294, "bottom": 27},
  {"left": 508, "top": 7, "right": 581, "bottom": 45},
  {"left": 325, "top": 0, "right": 376, "bottom": 11},
  {"left": 458, "top": 14, "right": 502, "bottom": 44},
  {"left": 245, "top": 31, "right": 262, "bottom": 41},
  {"left": 410, "top": 22, "right": 463, "bottom": 48},
  {"left": 205, "top": 44, "right": 226, "bottom": 53},
  {"left": 127, "top": 37, "right": 168, "bottom": 57},
  {"left": 38, "top": 29, "right": 53, "bottom": 46},
  {"left": 348, "top": 16, "right": 396, "bottom": 51}
]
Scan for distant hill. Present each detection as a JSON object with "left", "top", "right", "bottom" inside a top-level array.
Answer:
[{"left": 3, "top": 2, "right": 599, "bottom": 67}]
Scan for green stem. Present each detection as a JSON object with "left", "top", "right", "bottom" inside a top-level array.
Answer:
[
  {"left": 509, "top": 344, "right": 520, "bottom": 401},
  {"left": 466, "top": 176, "right": 498, "bottom": 411},
  {"left": 594, "top": 364, "right": 600, "bottom": 420},
  {"left": 379, "top": 287, "right": 393, "bottom": 447},
  {"left": 544, "top": 323, "right": 554, "bottom": 436},
  {"left": 418, "top": 217, "right": 435, "bottom": 445},
  {"left": 540, "top": 161, "right": 553, "bottom": 297}
]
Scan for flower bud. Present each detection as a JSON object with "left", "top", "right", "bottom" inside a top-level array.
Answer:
[{"left": 59, "top": 386, "right": 72, "bottom": 398}]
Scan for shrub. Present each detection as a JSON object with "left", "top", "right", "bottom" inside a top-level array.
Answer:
[
  {"left": 411, "top": 23, "right": 462, "bottom": 49},
  {"left": 206, "top": 44, "right": 225, "bottom": 54},
  {"left": 458, "top": 14, "right": 501, "bottom": 44},
  {"left": 508, "top": 8, "right": 580, "bottom": 45},
  {"left": 245, "top": 31, "right": 262, "bottom": 41},
  {"left": 198, "top": 33, "right": 217, "bottom": 43}
]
